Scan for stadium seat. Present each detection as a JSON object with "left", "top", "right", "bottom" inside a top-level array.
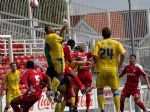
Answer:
[
  {"left": 38, "top": 54, "right": 45, "bottom": 58},
  {"left": 26, "top": 54, "right": 34, "bottom": 60},
  {"left": 2, "top": 56, "right": 9, "bottom": 64},
  {"left": 22, "top": 59, "right": 28, "bottom": 65},
  {"left": 0, "top": 64, "right": 2, "bottom": 69},
  {"left": 20, "top": 55, "right": 26, "bottom": 60},
  {"left": 2, "top": 64, "right": 9, "bottom": 70},
  {"left": 14, "top": 55, "right": 20, "bottom": 60},
  {"left": 16, "top": 59, "right": 22, "bottom": 67}
]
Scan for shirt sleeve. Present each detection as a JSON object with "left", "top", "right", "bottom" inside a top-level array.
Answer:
[
  {"left": 138, "top": 67, "right": 146, "bottom": 77},
  {"left": 92, "top": 41, "right": 99, "bottom": 57},
  {"left": 117, "top": 42, "right": 126, "bottom": 55}
]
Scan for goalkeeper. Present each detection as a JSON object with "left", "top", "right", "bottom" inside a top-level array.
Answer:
[{"left": 44, "top": 21, "right": 68, "bottom": 100}]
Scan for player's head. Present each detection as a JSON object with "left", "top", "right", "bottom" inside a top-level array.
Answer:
[
  {"left": 67, "top": 39, "right": 75, "bottom": 50},
  {"left": 102, "top": 27, "right": 111, "bottom": 39},
  {"left": 129, "top": 54, "right": 136, "bottom": 65},
  {"left": 26, "top": 61, "right": 34, "bottom": 69},
  {"left": 10, "top": 62, "right": 17, "bottom": 72},
  {"left": 78, "top": 44, "right": 86, "bottom": 52},
  {"left": 44, "top": 25, "right": 55, "bottom": 34},
  {"left": 74, "top": 46, "right": 80, "bottom": 52}
]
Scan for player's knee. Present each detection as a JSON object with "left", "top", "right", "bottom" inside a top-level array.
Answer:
[
  {"left": 112, "top": 91, "right": 119, "bottom": 97},
  {"left": 97, "top": 91, "right": 103, "bottom": 96},
  {"left": 134, "top": 97, "right": 140, "bottom": 103}
]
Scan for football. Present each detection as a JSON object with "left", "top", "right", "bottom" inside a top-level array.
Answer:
[
  {"left": 30, "top": 0, "right": 39, "bottom": 8},
  {"left": 62, "top": 19, "right": 69, "bottom": 27}
]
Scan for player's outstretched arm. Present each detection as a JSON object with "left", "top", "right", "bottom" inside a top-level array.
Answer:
[
  {"left": 59, "top": 19, "right": 68, "bottom": 37},
  {"left": 119, "top": 73, "right": 125, "bottom": 79},
  {"left": 118, "top": 54, "right": 125, "bottom": 70},
  {"left": 143, "top": 74, "right": 150, "bottom": 90}
]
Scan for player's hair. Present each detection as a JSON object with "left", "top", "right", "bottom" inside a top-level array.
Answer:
[
  {"left": 130, "top": 54, "right": 136, "bottom": 59},
  {"left": 44, "top": 25, "right": 51, "bottom": 33},
  {"left": 74, "top": 46, "right": 80, "bottom": 52},
  {"left": 26, "top": 61, "right": 34, "bottom": 69},
  {"left": 102, "top": 27, "right": 111, "bottom": 39},
  {"left": 67, "top": 39, "right": 75, "bottom": 49},
  {"left": 10, "top": 62, "right": 16, "bottom": 67}
]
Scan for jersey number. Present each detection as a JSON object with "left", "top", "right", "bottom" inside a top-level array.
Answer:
[
  {"left": 100, "top": 48, "right": 114, "bottom": 59},
  {"left": 35, "top": 75, "right": 40, "bottom": 85}
]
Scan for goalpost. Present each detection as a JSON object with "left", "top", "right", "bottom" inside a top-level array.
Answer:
[{"left": 0, "top": 35, "right": 14, "bottom": 63}]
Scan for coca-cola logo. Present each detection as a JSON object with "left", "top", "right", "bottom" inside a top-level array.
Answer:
[
  {"left": 38, "top": 95, "right": 55, "bottom": 110},
  {"left": 77, "top": 95, "right": 93, "bottom": 107},
  {"left": 77, "top": 92, "right": 94, "bottom": 107}
]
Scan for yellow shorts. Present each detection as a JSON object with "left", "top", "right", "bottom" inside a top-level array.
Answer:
[
  {"left": 51, "top": 55, "right": 65, "bottom": 74},
  {"left": 6, "top": 89, "right": 21, "bottom": 103},
  {"left": 96, "top": 69, "right": 119, "bottom": 89}
]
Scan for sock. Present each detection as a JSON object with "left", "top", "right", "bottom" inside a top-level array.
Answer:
[
  {"left": 113, "top": 93, "right": 120, "bottom": 112},
  {"left": 4, "top": 106, "right": 8, "bottom": 112},
  {"left": 97, "top": 91, "right": 104, "bottom": 110},
  {"left": 120, "top": 97, "right": 125, "bottom": 112},
  {"left": 135, "top": 101, "right": 146, "bottom": 111},
  {"left": 70, "top": 97, "right": 76, "bottom": 105},
  {"left": 55, "top": 103, "right": 62, "bottom": 112},
  {"left": 60, "top": 100, "right": 66, "bottom": 111},
  {"left": 75, "top": 91, "right": 79, "bottom": 106},
  {"left": 51, "top": 77, "right": 60, "bottom": 92},
  {"left": 72, "top": 75, "right": 84, "bottom": 90},
  {"left": 86, "top": 93, "right": 91, "bottom": 110}
]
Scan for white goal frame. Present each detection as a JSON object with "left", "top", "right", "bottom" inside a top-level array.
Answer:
[{"left": 0, "top": 35, "right": 14, "bottom": 63}]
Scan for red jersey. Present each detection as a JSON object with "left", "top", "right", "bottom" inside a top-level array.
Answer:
[
  {"left": 122, "top": 64, "right": 146, "bottom": 89},
  {"left": 20, "top": 69, "right": 49, "bottom": 99},
  {"left": 63, "top": 43, "right": 72, "bottom": 62}
]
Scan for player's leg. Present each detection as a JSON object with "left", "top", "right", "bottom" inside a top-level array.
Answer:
[
  {"left": 97, "top": 88, "right": 105, "bottom": 112},
  {"left": 111, "top": 89, "right": 120, "bottom": 112},
  {"left": 133, "top": 89, "right": 147, "bottom": 112},
  {"left": 54, "top": 84, "right": 67, "bottom": 112},
  {"left": 83, "top": 72, "right": 92, "bottom": 112},
  {"left": 71, "top": 75, "right": 85, "bottom": 93},
  {"left": 85, "top": 93, "right": 91, "bottom": 112},
  {"left": 51, "top": 57, "right": 65, "bottom": 93},
  {"left": 55, "top": 102, "right": 67, "bottom": 112},
  {"left": 4, "top": 90, "right": 13, "bottom": 112},
  {"left": 10, "top": 93, "right": 38, "bottom": 112},
  {"left": 10, "top": 96, "right": 22, "bottom": 112},
  {"left": 65, "top": 65, "right": 85, "bottom": 94},
  {"left": 109, "top": 70, "right": 120, "bottom": 112},
  {"left": 96, "top": 71, "right": 106, "bottom": 112},
  {"left": 66, "top": 82, "right": 76, "bottom": 111},
  {"left": 120, "top": 93, "right": 126, "bottom": 112}
]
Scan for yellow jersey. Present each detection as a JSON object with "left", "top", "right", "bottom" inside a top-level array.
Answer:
[
  {"left": 92, "top": 38, "right": 126, "bottom": 70},
  {"left": 3, "top": 70, "right": 21, "bottom": 90},
  {"left": 44, "top": 33, "right": 64, "bottom": 57}
]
